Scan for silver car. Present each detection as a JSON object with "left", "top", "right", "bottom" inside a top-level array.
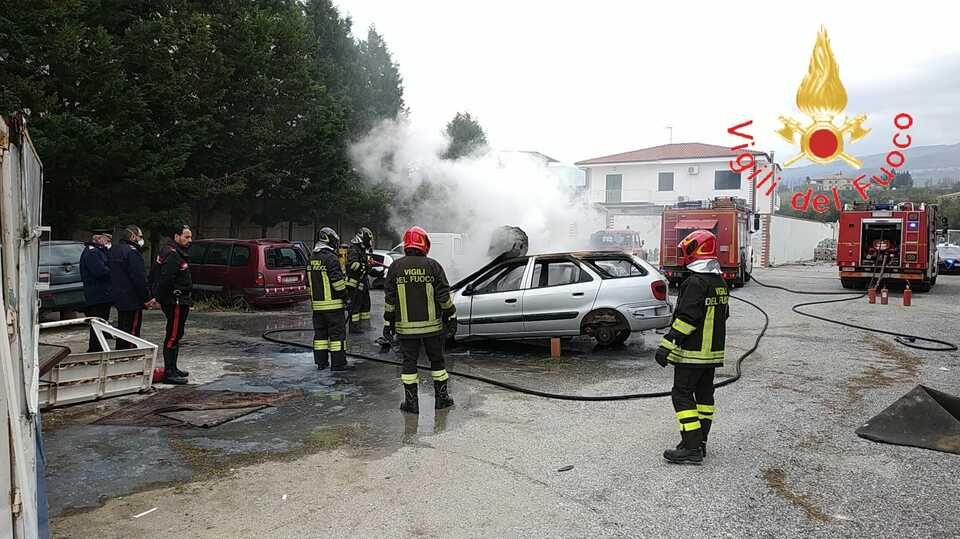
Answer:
[{"left": 452, "top": 251, "right": 672, "bottom": 346}]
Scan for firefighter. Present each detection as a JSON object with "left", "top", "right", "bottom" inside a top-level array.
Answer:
[
  {"left": 345, "top": 227, "right": 375, "bottom": 333},
  {"left": 309, "top": 227, "right": 352, "bottom": 371},
  {"left": 383, "top": 226, "right": 457, "bottom": 414},
  {"left": 655, "top": 229, "right": 729, "bottom": 465}
]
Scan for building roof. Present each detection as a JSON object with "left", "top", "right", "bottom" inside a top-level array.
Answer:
[{"left": 575, "top": 142, "right": 765, "bottom": 166}]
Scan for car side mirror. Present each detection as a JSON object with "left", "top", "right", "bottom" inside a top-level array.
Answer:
[
  {"left": 463, "top": 283, "right": 475, "bottom": 296},
  {"left": 753, "top": 214, "right": 761, "bottom": 231}
]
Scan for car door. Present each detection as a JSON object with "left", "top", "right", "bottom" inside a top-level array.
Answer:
[
  {"left": 521, "top": 256, "right": 601, "bottom": 336},
  {"left": 462, "top": 259, "right": 531, "bottom": 337},
  {"left": 198, "top": 242, "right": 231, "bottom": 294}
]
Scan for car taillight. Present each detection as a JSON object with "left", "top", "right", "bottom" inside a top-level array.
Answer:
[
  {"left": 38, "top": 272, "right": 50, "bottom": 283},
  {"left": 255, "top": 272, "right": 265, "bottom": 287},
  {"left": 652, "top": 280, "right": 667, "bottom": 301}
]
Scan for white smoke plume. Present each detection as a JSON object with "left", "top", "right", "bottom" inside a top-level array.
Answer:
[{"left": 349, "top": 119, "right": 604, "bottom": 275}]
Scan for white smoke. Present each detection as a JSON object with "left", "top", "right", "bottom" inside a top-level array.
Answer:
[{"left": 349, "top": 119, "right": 604, "bottom": 273}]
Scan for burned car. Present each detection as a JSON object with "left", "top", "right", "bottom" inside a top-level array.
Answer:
[{"left": 451, "top": 251, "right": 672, "bottom": 346}]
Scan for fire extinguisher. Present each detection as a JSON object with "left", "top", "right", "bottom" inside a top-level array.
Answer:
[
  {"left": 868, "top": 287, "right": 877, "bottom": 304},
  {"left": 903, "top": 283, "right": 912, "bottom": 306},
  {"left": 880, "top": 286, "right": 889, "bottom": 305}
]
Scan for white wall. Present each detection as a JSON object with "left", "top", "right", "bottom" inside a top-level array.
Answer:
[
  {"left": 768, "top": 215, "right": 837, "bottom": 266},
  {"left": 584, "top": 156, "right": 777, "bottom": 214}
]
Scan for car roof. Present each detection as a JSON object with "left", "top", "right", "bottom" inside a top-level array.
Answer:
[
  {"left": 194, "top": 238, "right": 294, "bottom": 245},
  {"left": 496, "top": 250, "right": 637, "bottom": 264}
]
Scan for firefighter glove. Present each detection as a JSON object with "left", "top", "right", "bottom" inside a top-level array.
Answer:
[
  {"left": 655, "top": 347, "right": 670, "bottom": 368},
  {"left": 445, "top": 315, "right": 458, "bottom": 337}
]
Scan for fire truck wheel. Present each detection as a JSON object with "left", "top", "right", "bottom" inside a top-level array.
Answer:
[
  {"left": 913, "top": 280, "right": 932, "bottom": 292},
  {"left": 840, "top": 277, "right": 862, "bottom": 289}
]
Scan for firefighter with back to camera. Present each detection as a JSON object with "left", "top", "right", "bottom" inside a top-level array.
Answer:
[
  {"left": 382, "top": 226, "right": 457, "bottom": 414},
  {"left": 345, "top": 227, "right": 375, "bottom": 334},
  {"left": 309, "top": 227, "right": 353, "bottom": 371},
  {"left": 655, "top": 229, "right": 729, "bottom": 465}
]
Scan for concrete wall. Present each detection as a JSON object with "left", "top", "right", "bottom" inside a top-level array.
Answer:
[
  {"left": 583, "top": 156, "right": 777, "bottom": 214},
  {"left": 767, "top": 215, "right": 837, "bottom": 266}
]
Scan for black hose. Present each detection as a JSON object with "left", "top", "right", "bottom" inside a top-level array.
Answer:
[
  {"left": 747, "top": 267, "right": 957, "bottom": 352},
  {"left": 262, "top": 293, "right": 768, "bottom": 401}
]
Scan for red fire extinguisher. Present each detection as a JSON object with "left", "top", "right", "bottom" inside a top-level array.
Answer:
[
  {"left": 880, "top": 286, "right": 889, "bottom": 305},
  {"left": 152, "top": 367, "right": 165, "bottom": 383},
  {"left": 903, "top": 283, "right": 912, "bottom": 306},
  {"left": 868, "top": 287, "right": 877, "bottom": 304}
]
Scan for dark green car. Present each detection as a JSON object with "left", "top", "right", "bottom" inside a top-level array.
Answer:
[{"left": 39, "top": 240, "right": 86, "bottom": 315}]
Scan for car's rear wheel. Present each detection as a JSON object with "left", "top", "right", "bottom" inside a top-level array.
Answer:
[{"left": 582, "top": 309, "right": 629, "bottom": 347}]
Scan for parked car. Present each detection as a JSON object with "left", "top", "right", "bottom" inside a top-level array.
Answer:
[
  {"left": 451, "top": 251, "right": 672, "bottom": 346},
  {"left": 938, "top": 243, "right": 960, "bottom": 274},
  {"left": 189, "top": 239, "right": 309, "bottom": 307},
  {"left": 38, "top": 240, "right": 86, "bottom": 315},
  {"left": 369, "top": 250, "right": 395, "bottom": 289}
]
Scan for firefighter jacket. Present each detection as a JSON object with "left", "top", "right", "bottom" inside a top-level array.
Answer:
[
  {"left": 658, "top": 272, "right": 729, "bottom": 367},
  {"left": 308, "top": 248, "right": 348, "bottom": 311},
  {"left": 383, "top": 252, "right": 456, "bottom": 338},
  {"left": 345, "top": 242, "right": 372, "bottom": 290}
]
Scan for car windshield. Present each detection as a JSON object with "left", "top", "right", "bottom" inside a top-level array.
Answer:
[
  {"left": 939, "top": 245, "right": 960, "bottom": 258},
  {"left": 586, "top": 257, "right": 647, "bottom": 278},
  {"left": 40, "top": 243, "right": 83, "bottom": 265},
  {"left": 265, "top": 247, "right": 306, "bottom": 269}
]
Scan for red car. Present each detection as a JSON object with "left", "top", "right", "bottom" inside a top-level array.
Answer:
[{"left": 189, "top": 239, "right": 309, "bottom": 307}]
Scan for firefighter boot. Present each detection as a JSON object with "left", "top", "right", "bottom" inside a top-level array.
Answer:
[
  {"left": 663, "top": 430, "right": 704, "bottom": 465},
  {"left": 329, "top": 350, "right": 354, "bottom": 372},
  {"left": 434, "top": 379, "right": 454, "bottom": 410},
  {"left": 700, "top": 419, "right": 712, "bottom": 457},
  {"left": 314, "top": 350, "right": 329, "bottom": 370},
  {"left": 400, "top": 383, "right": 419, "bottom": 414}
]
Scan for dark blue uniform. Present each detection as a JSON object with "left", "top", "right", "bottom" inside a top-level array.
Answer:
[
  {"left": 80, "top": 241, "right": 111, "bottom": 352},
  {"left": 109, "top": 240, "right": 149, "bottom": 349}
]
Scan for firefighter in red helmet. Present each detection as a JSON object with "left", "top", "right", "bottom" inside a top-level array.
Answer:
[
  {"left": 656, "top": 229, "right": 729, "bottom": 465},
  {"left": 382, "top": 226, "right": 457, "bottom": 413}
]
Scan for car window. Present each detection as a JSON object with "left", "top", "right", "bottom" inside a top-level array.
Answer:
[
  {"left": 190, "top": 242, "right": 209, "bottom": 264},
  {"left": 587, "top": 258, "right": 648, "bottom": 279},
  {"left": 230, "top": 245, "right": 251, "bottom": 267},
  {"left": 40, "top": 243, "right": 84, "bottom": 265},
  {"left": 265, "top": 247, "right": 306, "bottom": 269},
  {"left": 530, "top": 260, "right": 592, "bottom": 288},
  {"left": 204, "top": 243, "right": 231, "bottom": 265},
  {"left": 473, "top": 263, "right": 526, "bottom": 294}
]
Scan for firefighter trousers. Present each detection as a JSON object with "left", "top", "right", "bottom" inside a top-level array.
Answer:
[
  {"left": 349, "top": 281, "right": 371, "bottom": 327},
  {"left": 313, "top": 309, "right": 346, "bottom": 368},
  {"left": 671, "top": 367, "right": 716, "bottom": 449},
  {"left": 161, "top": 304, "right": 190, "bottom": 373},
  {"left": 398, "top": 335, "right": 448, "bottom": 385},
  {"left": 116, "top": 308, "right": 143, "bottom": 351}
]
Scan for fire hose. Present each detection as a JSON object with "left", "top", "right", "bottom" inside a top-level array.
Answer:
[{"left": 262, "top": 294, "right": 767, "bottom": 401}]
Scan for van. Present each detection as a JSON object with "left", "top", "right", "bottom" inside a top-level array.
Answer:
[
  {"left": 189, "top": 239, "right": 309, "bottom": 307},
  {"left": 390, "top": 232, "right": 466, "bottom": 282}
]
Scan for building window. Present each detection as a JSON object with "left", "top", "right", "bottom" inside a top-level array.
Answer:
[
  {"left": 658, "top": 172, "right": 674, "bottom": 192},
  {"left": 605, "top": 174, "right": 622, "bottom": 203},
  {"left": 714, "top": 170, "right": 741, "bottom": 190}
]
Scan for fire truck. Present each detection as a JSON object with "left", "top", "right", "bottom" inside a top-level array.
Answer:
[
  {"left": 837, "top": 201, "right": 945, "bottom": 291},
  {"left": 660, "top": 197, "right": 755, "bottom": 288}
]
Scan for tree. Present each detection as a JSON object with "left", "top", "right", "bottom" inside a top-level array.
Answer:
[
  {"left": 891, "top": 170, "right": 913, "bottom": 189},
  {"left": 442, "top": 112, "right": 487, "bottom": 159}
]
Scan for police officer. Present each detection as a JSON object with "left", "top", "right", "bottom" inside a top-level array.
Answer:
[
  {"left": 656, "top": 230, "right": 729, "bottom": 465},
  {"left": 345, "top": 227, "right": 374, "bottom": 333},
  {"left": 154, "top": 225, "right": 193, "bottom": 385},
  {"left": 308, "top": 227, "right": 352, "bottom": 371},
  {"left": 80, "top": 230, "right": 112, "bottom": 352},
  {"left": 110, "top": 225, "right": 154, "bottom": 350},
  {"left": 383, "top": 226, "right": 457, "bottom": 414}
]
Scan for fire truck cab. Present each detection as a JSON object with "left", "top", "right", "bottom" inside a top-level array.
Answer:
[
  {"left": 837, "top": 201, "right": 945, "bottom": 291},
  {"left": 660, "top": 197, "right": 755, "bottom": 288}
]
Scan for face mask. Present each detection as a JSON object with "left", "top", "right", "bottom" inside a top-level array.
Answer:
[
  {"left": 105, "top": 243, "right": 112, "bottom": 250},
  {"left": 137, "top": 239, "right": 145, "bottom": 247}
]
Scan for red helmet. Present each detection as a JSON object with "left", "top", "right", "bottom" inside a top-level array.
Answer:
[
  {"left": 678, "top": 230, "right": 718, "bottom": 266},
  {"left": 403, "top": 226, "right": 431, "bottom": 255}
]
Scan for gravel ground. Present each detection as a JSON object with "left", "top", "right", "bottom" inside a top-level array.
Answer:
[{"left": 46, "top": 265, "right": 960, "bottom": 538}]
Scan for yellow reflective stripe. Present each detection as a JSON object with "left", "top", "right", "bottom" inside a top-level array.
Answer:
[
  {"left": 697, "top": 404, "right": 715, "bottom": 413},
  {"left": 329, "top": 340, "right": 343, "bottom": 352},
  {"left": 360, "top": 312, "right": 371, "bottom": 320},
  {"left": 431, "top": 370, "right": 449, "bottom": 381},
  {"left": 658, "top": 337, "right": 678, "bottom": 350},
  {"left": 312, "top": 300, "right": 344, "bottom": 310},
  {"left": 426, "top": 282, "right": 436, "bottom": 323},
  {"left": 332, "top": 279, "right": 346, "bottom": 291},
  {"left": 350, "top": 262, "right": 360, "bottom": 270},
  {"left": 307, "top": 268, "right": 315, "bottom": 296},
  {"left": 383, "top": 319, "right": 392, "bottom": 327},
  {"left": 440, "top": 296, "right": 454, "bottom": 310},
  {"left": 313, "top": 340, "right": 329, "bottom": 350},
  {"left": 384, "top": 303, "right": 395, "bottom": 313},
  {"left": 668, "top": 349, "right": 724, "bottom": 360},
  {"left": 701, "top": 306, "right": 715, "bottom": 354},
  {"left": 396, "top": 320, "right": 443, "bottom": 328},
  {"left": 679, "top": 421, "right": 702, "bottom": 431},
  {"left": 672, "top": 318, "right": 696, "bottom": 335},
  {"left": 396, "top": 323, "right": 444, "bottom": 335},
  {"left": 345, "top": 278, "right": 359, "bottom": 288},
  {"left": 351, "top": 314, "right": 361, "bottom": 322},
  {"left": 322, "top": 270, "right": 332, "bottom": 300},
  {"left": 397, "top": 283, "right": 408, "bottom": 323},
  {"left": 676, "top": 409, "right": 699, "bottom": 420},
  {"left": 401, "top": 373, "right": 419, "bottom": 384}
]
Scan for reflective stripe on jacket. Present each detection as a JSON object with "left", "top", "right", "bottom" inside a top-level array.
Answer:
[
  {"left": 659, "top": 272, "right": 729, "bottom": 367},
  {"left": 383, "top": 253, "right": 455, "bottom": 338},
  {"left": 308, "top": 249, "right": 347, "bottom": 311}
]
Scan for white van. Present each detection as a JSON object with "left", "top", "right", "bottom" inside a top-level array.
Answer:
[{"left": 391, "top": 232, "right": 467, "bottom": 283}]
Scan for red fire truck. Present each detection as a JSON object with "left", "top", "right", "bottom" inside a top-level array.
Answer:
[
  {"left": 660, "top": 197, "right": 755, "bottom": 288},
  {"left": 837, "top": 201, "right": 944, "bottom": 291}
]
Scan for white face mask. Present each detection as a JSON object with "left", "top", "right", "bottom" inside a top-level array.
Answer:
[
  {"left": 137, "top": 239, "right": 145, "bottom": 247},
  {"left": 105, "top": 243, "right": 112, "bottom": 250}
]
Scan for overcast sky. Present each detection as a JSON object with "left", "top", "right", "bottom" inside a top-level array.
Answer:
[{"left": 333, "top": 1, "right": 960, "bottom": 164}]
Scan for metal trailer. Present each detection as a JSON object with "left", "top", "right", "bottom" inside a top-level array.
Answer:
[{"left": 837, "top": 201, "right": 946, "bottom": 291}]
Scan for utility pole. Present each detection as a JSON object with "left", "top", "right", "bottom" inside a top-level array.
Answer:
[{"left": 665, "top": 126, "right": 673, "bottom": 144}]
